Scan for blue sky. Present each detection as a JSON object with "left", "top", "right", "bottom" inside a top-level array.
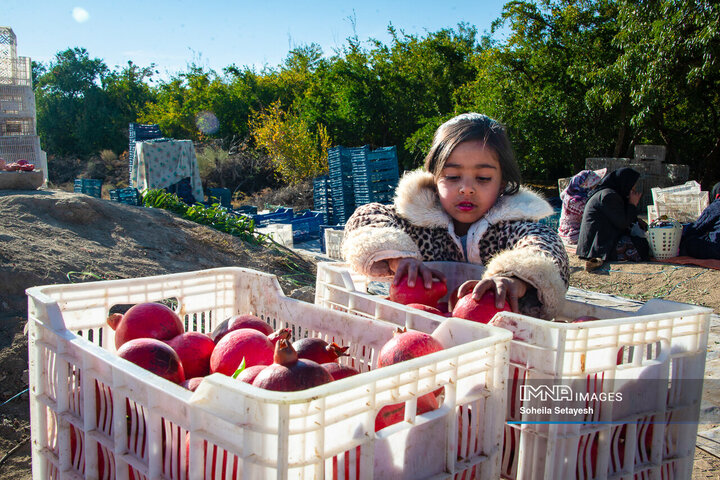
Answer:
[{"left": 4, "top": 0, "right": 508, "bottom": 78}]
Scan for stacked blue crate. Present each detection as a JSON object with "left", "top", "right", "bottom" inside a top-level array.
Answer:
[
  {"left": 328, "top": 146, "right": 356, "bottom": 223},
  {"left": 351, "top": 145, "right": 399, "bottom": 206},
  {"left": 128, "top": 123, "right": 164, "bottom": 188},
  {"left": 313, "top": 175, "right": 334, "bottom": 224}
]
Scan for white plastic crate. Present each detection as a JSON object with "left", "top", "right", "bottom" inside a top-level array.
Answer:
[
  {"left": 649, "top": 181, "right": 709, "bottom": 223},
  {"left": 27, "top": 266, "right": 511, "bottom": 480},
  {"left": 315, "top": 261, "right": 712, "bottom": 480},
  {"left": 0, "top": 84, "right": 36, "bottom": 116},
  {"left": 257, "top": 223, "right": 294, "bottom": 248},
  {"left": 324, "top": 228, "right": 345, "bottom": 260}
]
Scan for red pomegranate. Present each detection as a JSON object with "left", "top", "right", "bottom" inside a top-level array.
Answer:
[
  {"left": 406, "top": 303, "right": 445, "bottom": 316},
  {"left": 389, "top": 276, "right": 448, "bottom": 307},
  {"left": 375, "top": 392, "right": 439, "bottom": 431},
  {"left": 377, "top": 327, "right": 444, "bottom": 368},
  {"left": 165, "top": 332, "right": 215, "bottom": 378},
  {"left": 322, "top": 362, "right": 360, "bottom": 380},
  {"left": 235, "top": 364, "right": 266, "bottom": 384},
  {"left": 451, "top": 292, "right": 511, "bottom": 324},
  {"left": 292, "top": 337, "right": 349, "bottom": 364},
  {"left": 210, "top": 328, "right": 274, "bottom": 376},
  {"left": 114, "top": 302, "right": 184, "bottom": 349},
  {"left": 252, "top": 337, "right": 333, "bottom": 392},
  {"left": 211, "top": 313, "right": 273, "bottom": 343},
  {"left": 181, "top": 377, "right": 204, "bottom": 392},
  {"left": 117, "top": 338, "right": 185, "bottom": 384}
]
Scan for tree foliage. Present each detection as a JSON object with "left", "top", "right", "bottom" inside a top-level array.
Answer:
[
  {"left": 250, "top": 100, "right": 330, "bottom": 184},
  {"left": 32, "top": 0, "right": 720, "bottom": 186}
]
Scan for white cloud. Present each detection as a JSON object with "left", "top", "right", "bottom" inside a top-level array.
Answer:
[{"left": 72, "top": 7, "right": 90, "bottom": 23}]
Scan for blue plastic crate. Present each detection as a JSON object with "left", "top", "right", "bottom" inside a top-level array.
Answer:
[
  {"left": 290, "top": 212, "right": 324, "bottom": 241},
  {"left": 207, "top": 188, "right": 232, "bottom": 208},
  {"left": 248, "top": 207, "right": 295, "bottom": 227},
  {"left": 74, "top": 179, "right": 103, "bottom": 198},
  {"left": 234, "top": 205, "right": 258, "bottom": 215},
  {"left": 109, "top": 187, "right": 141, "bottom": 206},
  {"left": 539, "top": 207, "right": 562, "bottom": 231},
  {"left": 128, "top": 123, "right": 164, "bottom": 187}
]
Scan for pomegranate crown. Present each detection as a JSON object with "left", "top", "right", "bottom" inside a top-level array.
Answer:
[
  {"left": 326, "top": 342, "right": 350, "bottom": 359},
  {"left": 274, "top": 337, "right": 298, "bottom": 365}
]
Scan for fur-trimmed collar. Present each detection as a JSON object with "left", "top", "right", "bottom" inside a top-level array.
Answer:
[{"left": 394, "top": 169, "right": 554, "bottom": 228}]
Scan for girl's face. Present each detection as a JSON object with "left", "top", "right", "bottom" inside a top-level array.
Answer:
[{"left": 436, "top": 140, "right": 504, "bottom": 236}]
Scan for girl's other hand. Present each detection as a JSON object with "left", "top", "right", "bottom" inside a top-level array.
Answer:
[
  {"left": 456, "top": 276, "right": 528, "bottom": 313},
  {"left": 388, "top": 258, "right": 446, "bottom": 289}
]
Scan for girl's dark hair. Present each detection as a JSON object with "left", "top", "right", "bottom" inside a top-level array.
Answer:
[{"left": 423, "top": 113, "right": 521, "bottom": 195}]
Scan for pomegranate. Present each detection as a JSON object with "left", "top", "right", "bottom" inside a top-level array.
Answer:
[
  {"left": 292, "top": 337, "right": 349, "bottom": 364},
  {"left": 114, "top": 302, "right": 184, "bottom": 349},
  {"left": 377, "top": 327, "right": 444, "bottom": 368},
  {"left": 181, "top": 377, "right": 204, "bottom": 392},
  {"left": 322, "top": 362, "right": 359, "bottom": 380},
  {"left": 375, "top": 391, "right": 439, "bottom": 431},
  {"left": 210, "top": 328, "right": 274, "bottom": 376},
  {"left": 406, "top": 303, "right": 445, "bottom": 316},
  {"left": 451, "top": 292, "right": 511, "bottom": 324},
  {"left": 436, "top": 301, "right": 450, "bottom": 314},
  {"left": 165, "top": 332, "right": 215, "bottom": 378},
  {"left": 117, "top": 338, "right": 185, "bottom": 384},
  {"left": 211, "top": 313, "right": 273, "bottom": 343},
  {"left": 235, "top": 364, "right": 266, "bottom": 384},
  {"left": 268, "top": 327, "right": 291, "bottom": 345},
  {"left": 106, "top": 313, "right": 123, "bottom": 330},
  {"left": 389, "top": 276, "right": 448, "bottom": 307},
  {"left": 252, "top": 337, "right": 333, "bottom": 392},
  {"left": 573, "top": 315, "right": 600, "bottom": 323}
]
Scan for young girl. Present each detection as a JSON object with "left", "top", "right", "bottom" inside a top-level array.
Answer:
[{"left": 342, "top": 113, "right": 569, "bottom": 319}]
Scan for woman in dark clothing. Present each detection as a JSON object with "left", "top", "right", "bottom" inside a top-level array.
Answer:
[
  {"left": 576, "top": 168, "right": 649, "bottom": 271},
  {"left": 679, "top": 182, "right": 720, "bottom": 259}
]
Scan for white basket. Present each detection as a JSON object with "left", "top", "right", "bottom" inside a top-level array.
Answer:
[
  {"left": 647, "top": 220, "right": 682, "bottom": 259},
  {"left": 257, "top": 223, "right": 294, "bottom": 248},
  {"left": 324, "top": 229, "right": 345, "bottom": 260},
  {"left": 26, "top": 267, "right": 511, "bottom": 480},
  {"left": 315, "top": 261, "right": 712, "bottom": 480}
]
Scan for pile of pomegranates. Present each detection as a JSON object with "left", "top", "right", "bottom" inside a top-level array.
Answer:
[
  {"left": 107, "top": 302, "right": 458, "bottom": 438},
  {"left": 1, "top": 158, "right": 35, "bottom": 171}
]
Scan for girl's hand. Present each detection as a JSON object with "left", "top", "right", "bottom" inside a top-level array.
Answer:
[
  {"left": 456, "top": 276, "right": 529, "bottom": 313},
  {"left": 388, "top": 258, "right": 446, "bottom": 289}
]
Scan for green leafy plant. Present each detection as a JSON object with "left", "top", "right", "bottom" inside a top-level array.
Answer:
[{"left": 141, "top": 189, "right": 262, "bottom": 243}]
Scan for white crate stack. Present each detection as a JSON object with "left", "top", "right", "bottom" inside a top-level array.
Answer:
[
  {"left": 0, "top": 26, "right": 47, "bottom": 183},
  {"left": 648, "top": 181, "right": 709, "bottom": 223},
  {"left": 27, "top": 267, "right": 511, "bottom": 480},
  {"left": 315, "top": 261, "right": 713, "bottom": 480}
]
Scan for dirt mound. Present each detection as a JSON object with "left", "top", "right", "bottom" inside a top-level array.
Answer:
[{"left": 0, "top": 189, "right": 317, "bottom": 479}]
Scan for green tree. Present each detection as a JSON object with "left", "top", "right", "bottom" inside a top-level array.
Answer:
[
  {"left": 456, "top": 0, "right": 624, "bottom": 181},
  {"left": 606, "top": 0, "right": 720, "bottom": 182},
  {"left": 250, "top": 100, "right": 330, "bottom": 184},
  {"left": 34, "top": 48, "right": 113, "bottom": 155}
]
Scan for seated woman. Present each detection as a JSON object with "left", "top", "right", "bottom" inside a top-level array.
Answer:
[
  {"left": 679, "top": 182, "right": 720, "bottom": 260},
  {"left": 557, "top": 169, "right": 605, "bottom": 245},
  {"left": 576, "top": 168, "right": 649, "bottom": 271}
]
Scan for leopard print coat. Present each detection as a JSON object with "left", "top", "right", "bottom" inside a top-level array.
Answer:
[{"left": 342, "top": 169, "right": 569, "bottom": 319}]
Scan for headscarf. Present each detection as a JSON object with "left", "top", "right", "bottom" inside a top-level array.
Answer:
[
  {"left": 562, "top": 169, "right": 605, "bottom": 202},
  {"left": 592, "top": 167, "right": 641, "bottom": 201}
]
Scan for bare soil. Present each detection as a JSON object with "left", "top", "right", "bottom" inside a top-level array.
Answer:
[{"left": 1, "top": 188, "right": 718, "bottom": 479}]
